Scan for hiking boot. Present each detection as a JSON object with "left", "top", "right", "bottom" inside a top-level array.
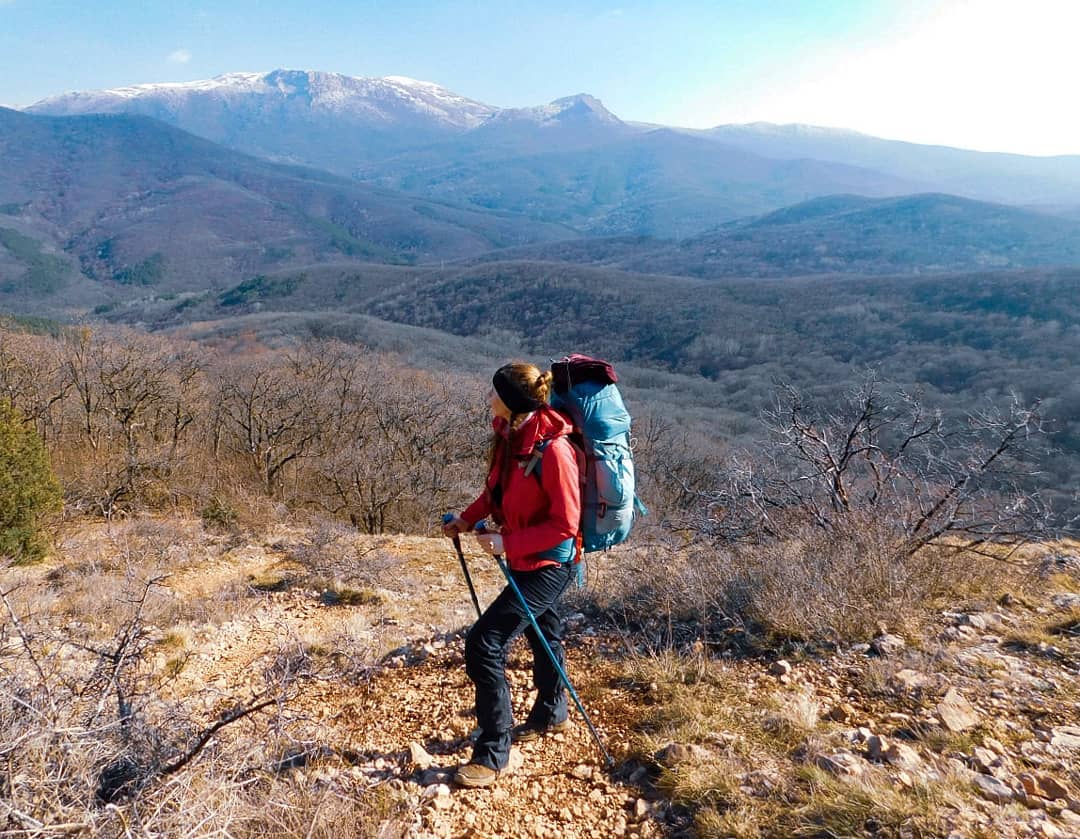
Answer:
[
  {"left": 453, "top": 762, "right": 498, "bottom": 788},
  {"left": 512, "top": 718, "right": 571, "bottom": 743}
]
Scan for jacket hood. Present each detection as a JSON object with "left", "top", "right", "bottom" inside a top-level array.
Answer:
[{"left": 493, "top": 404, "right": 574, "bottom": 456}]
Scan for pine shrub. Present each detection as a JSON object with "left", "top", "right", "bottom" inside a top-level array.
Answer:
[{"left": 0, "top": 399, "right": 62, "bottom": 562}]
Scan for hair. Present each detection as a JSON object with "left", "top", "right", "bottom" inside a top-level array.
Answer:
[{"left": 487, "top": 362, "right": 553, "bottom": 473}]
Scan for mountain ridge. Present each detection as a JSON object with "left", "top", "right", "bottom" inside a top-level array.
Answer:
[{"left": 25, "top": 69, "right": 1080, "bottom": 234}]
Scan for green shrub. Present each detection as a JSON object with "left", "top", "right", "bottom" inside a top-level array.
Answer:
[{"left": 0, "top": 400, "right": 62, "bottom": 562}]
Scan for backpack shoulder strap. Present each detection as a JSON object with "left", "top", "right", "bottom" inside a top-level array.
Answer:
[{"left": 523, "top": 437, "right": 552, "bottom": 478}]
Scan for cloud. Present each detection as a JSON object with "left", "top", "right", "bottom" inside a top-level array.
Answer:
[{"left": 168, "top": 49, "right": 192, "bottom": 64}]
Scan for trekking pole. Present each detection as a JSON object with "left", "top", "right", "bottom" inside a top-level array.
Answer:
[
  {"left": 443, "top": 513, "right": 483, "bottom": 619},
  {"left": 476, "top": 520, "right": 615, "bottom": 769}
]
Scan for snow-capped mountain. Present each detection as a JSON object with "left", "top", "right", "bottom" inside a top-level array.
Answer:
[
  {"left": 31, "top": 70, "right": 493, "bottom": 129},
  {"left": 23, "top": 69, "right": 1080, "bottom": 225},
  {"left": 28, "top": 70, "right": 496, "bottom": 172},
  {"left": 482, "top": 93, "right": 624, "bottom": 128},
  {"left": 463, "top": 93, "right": 636, "bottom": 152}
]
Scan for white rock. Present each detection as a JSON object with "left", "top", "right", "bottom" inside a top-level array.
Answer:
[
  {"left": 409, "top": 741, "right": 435, "bottom": 770},
  {"left": 884, "top": 743, "right": 922, "bottom": 772},
  {"left": 1050, "top": 727, "right": 1080, "bottom": 750},
  {"left": 769, "top": 660, "right": 793, "bottom": 677},
  {"left": 891, "top": 669, "right": 933, "bottom": 693},
  {"left": 866, "top": 735, "right": 889, "bottom": 761},
  {"left": 871, "top": 634, "right": 906, "bottom": 656},
  {"left": 937, "top": 688, "right": 980, "bottom": 732},
  {"left": 973, "top": 774, "right": 1014, "bottom": 804},
  {"left": 422, "top": 782, "right": 452, "bottom": 801},
  {"left": 1050, "top": 593, "right": 1080, "bottom": 610}
]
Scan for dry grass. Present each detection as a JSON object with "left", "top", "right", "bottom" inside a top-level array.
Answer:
[
  {"left": 595, "top": 522, "right": 1037, "bottom": 649},
  {"left": 618, "top": 649, "right": 970, "bottom": 838},
  {"left": 0, "top": 512, "right": 416, "bottom": 837}
]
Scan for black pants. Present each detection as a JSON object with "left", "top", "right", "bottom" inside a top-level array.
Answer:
[{"left": 464, "top": 562, "right": 574, "bottom": 770}]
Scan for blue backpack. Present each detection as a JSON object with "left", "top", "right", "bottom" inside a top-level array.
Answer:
[{"left": 529, "top": 355, "right": 646, "bottom": 553}]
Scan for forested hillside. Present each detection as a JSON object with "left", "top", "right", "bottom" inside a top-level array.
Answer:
[{"left": 0, "top": 108, "right": 575, "bottom": 311}]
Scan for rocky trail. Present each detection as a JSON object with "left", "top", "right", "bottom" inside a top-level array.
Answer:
[
  {"left": 137, "top": 523, "right": 675, "bottom": 837},
  {"left": 9, "top": 519, "right": 1080, "bottom": 837}
]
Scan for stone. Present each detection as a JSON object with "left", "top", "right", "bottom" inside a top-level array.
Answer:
[
  {"left": 971, "top": 747, "right": 997, "bottom": 773},
  {"left": 1020, "top": 773, "right": 1073, "bottom": 801},
  {"left": 825, "top": 702, "right": 857, "bottom": 723},
  {"left": 1050, "top": 727, "right": 1080, "bottom": 750},
  {"left": 1020, "top": 773, "right": 1041, "bottom": 797},
  {"left": 961, "top": 612, "right": 1002, "bottom": 631},
  {"left": 866, "top": 735, "right": 889, "bottom": 761},
  {"left": 409, "top": 742, "right": 435, "bottom": 770},
  {"left": 507, "top": 747, "right": 525, "bottom": 774},
  {"left": 422, "top": 782, "right": 452, "bottom": 802},
  {"left": 769, "top": 660, "right": 793, "bottom": 678},
  {"left": 973, "top": 774, "right": 1014, "bottom": 804},
  {"left": 1060, "top": 809, "right": 1080, "bottom": 827},
  {"left": 633, "top": 798, "right": 649, "bottom": 819},
  {"left": 1051, "top": 593, "right": 1080, "bottom": 610},
  {"left": 571, "top": 764, "right": 594, "bottom": 781},
  {"left": 871, "top": 634, "right": 907, "bottom": 656},
  {"left": 884, "top": 743, "right": 922, "bottom": 772},
  {"left": 431, "top": 787, "right": 454, "bottom": 810},
  {"left": 814, "top": 751, "right": 865, "bottom": 779},
  {"left": 655, "top": 742, "right": 710, "bottom": 766},
  {"left": 937, "top": 688, "right": 979, "bottom": 732},
  {"left": 891, "top": 668, "right": 933, "bottom": 693}
]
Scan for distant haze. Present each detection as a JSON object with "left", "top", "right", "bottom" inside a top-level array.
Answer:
[{"left": 1, "top": 0, "right": 1078, "bottom": 156}]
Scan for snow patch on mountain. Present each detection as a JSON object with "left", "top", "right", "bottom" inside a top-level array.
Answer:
[
  {"left": 483, "top": 93, "right": 624, "bottom": 128},
  {"left": 29, "top": 70, "right": 495, "bottom": 130}
]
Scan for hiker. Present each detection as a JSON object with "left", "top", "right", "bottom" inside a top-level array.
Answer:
[{"left": 442, "top": 361, "right": 582, "bottom": 788}]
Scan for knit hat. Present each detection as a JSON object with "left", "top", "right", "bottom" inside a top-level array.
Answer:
[{"left": 492, "top": 365, "right": 541, "bottom": 414}]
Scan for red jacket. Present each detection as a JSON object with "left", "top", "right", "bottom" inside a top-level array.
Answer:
[{"left": 461, "top": 404, "right": 582, "bottom": 572}]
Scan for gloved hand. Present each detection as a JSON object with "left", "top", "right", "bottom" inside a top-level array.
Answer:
[
  {"left": 442, "top": 515, "right": 468, "bottom": 538},
  {"left": 477, "top": 532, "right": 504, "bottom": 556}
]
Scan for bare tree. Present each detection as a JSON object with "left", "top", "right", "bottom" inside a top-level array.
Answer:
[
  {"left": 698, "top": 374, "right": 1051, "bottom": 557},
  {"left": 0, "top": 329, "right": 72, "bottom": 440},
  {"left": 215, "top": 357, "right": 326, "bottom": 498}
]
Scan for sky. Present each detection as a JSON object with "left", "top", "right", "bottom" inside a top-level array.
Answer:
[{"left": 1, "top": 0, "right": 1079, "bottom": 156}]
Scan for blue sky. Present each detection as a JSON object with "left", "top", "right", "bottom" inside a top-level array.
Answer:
[{"left": 2, "top": 0, "right": 1078, "bottom": 155}]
